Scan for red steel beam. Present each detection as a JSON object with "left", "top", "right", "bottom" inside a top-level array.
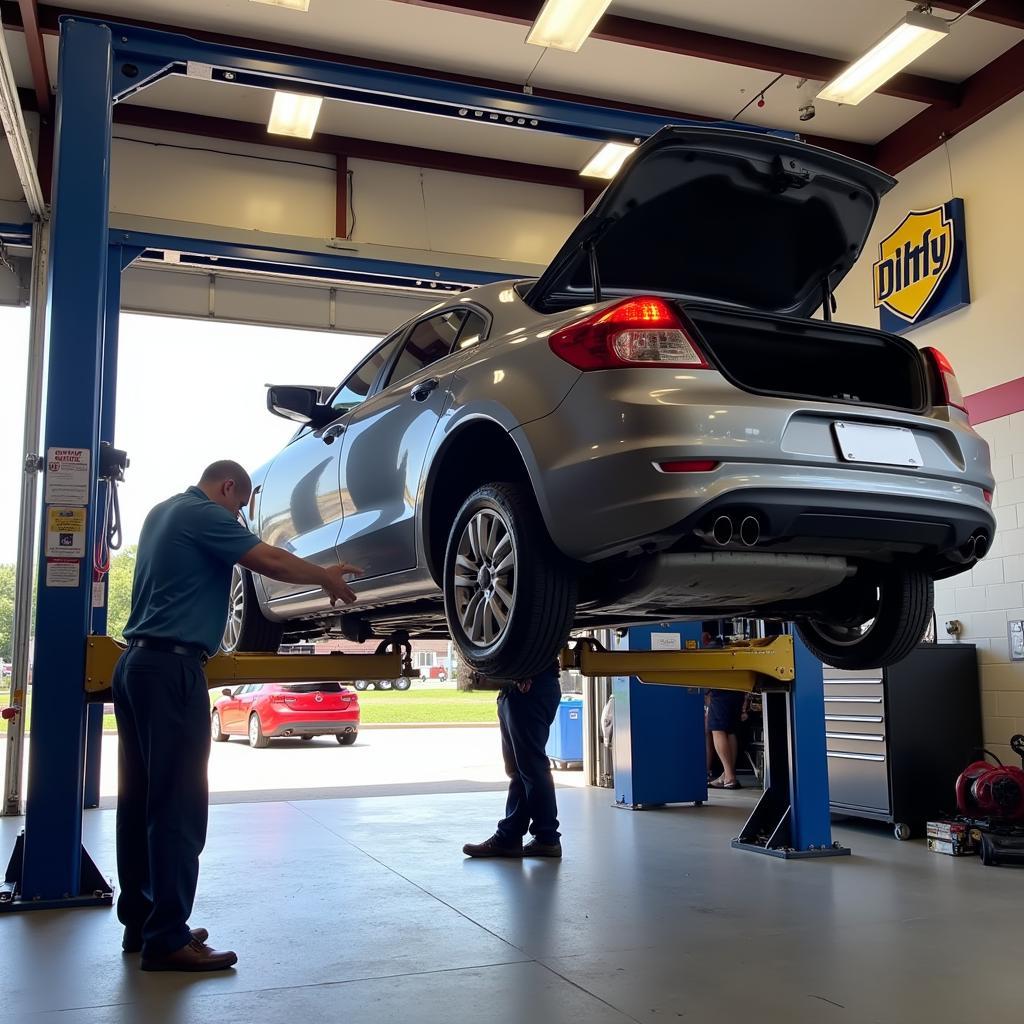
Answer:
[
  {"left": 874, "top": 38, "right": 1024, "bottom": 174},
  {"left": 335, "top": 154, "right": 348, "bottom": 239},
  {"left": 930, "top": 1, "right": 1024, "bottom": 30},
  {"left": 392, "top": 0, "right": 961, "bottom": 107},
  {"left": 16, "top": 0, "right": 50, "bottom": 115}
]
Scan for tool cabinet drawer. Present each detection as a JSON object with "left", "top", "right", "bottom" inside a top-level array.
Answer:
[
  {"left": 827, "top": 749, "right": 891, "bottom": 814},
  {"left": 825, "top": 733, "right": 886, "bottom": 757},
  {"left": 823, "top": 712, "right": 886, "bottom": 736}
]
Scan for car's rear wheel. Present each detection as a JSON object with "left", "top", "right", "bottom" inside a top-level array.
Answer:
[
  {"left": 222, "top": 566, "right": 284, "bottom": 654},
  {"left": 444, "top": 482, "right": 576, "bottom": 680},
  {"left": 211, "top": 711, "right": 228, "bottom": 743},
  {"left": 337, "top": 732, "right": 357, "bottom": 746},
  {"left": 797, "top": 567, "right": 933, "bottom": 670},
  {"left": 301, "top": 735, "right": 315, "bottom": 742},
  {"left": 248, "top": 713, "right": 270, "bottom": 749}
]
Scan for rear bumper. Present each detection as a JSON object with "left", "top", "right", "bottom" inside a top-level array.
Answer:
[
  {"left": 266, "top": 719, "right": 360, "bottom": 738},
  {"left": 514, "top": 368, "right": 994, "bottom": 563}
]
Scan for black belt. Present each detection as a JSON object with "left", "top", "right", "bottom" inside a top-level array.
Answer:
[{"left": 128, "top": 637, "right": 209, "bottom": 664}]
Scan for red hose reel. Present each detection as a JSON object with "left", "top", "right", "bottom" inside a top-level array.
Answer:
[{"left": 956, "top": 754, "right": 1024, "bottom": 822}]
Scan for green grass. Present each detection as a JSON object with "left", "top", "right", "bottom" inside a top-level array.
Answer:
[
  {"left": 356, "top": 687, "right": 498, "bottom": 725},
  {"left": 0, "top": 687, "right": 497, "bottom": 732}
]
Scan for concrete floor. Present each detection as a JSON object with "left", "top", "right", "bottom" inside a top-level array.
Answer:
[{"left": 3, "top": 788, "right": 1022, "bottom": 1023}]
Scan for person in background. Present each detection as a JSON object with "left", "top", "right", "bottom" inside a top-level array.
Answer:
[
  {"left": 463, "top": 663, "right": 563, "bottom": 858},
  {"left": 702, "top": 628, "right": 749, "bottom": 790}
]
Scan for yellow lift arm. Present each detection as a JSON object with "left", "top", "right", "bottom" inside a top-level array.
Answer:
[
  {"left": 559, "top": 635, "right": 795, "bottom": 693},
  {"left": 84, "top": 636, "right": 416, "bottom": 700}
]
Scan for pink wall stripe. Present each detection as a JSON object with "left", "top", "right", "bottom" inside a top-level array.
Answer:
[{"left": 965, "top": 377, "right": 1024, "bottom": 425}]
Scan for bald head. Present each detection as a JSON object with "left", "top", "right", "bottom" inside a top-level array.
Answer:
[{"left": 198, "top": 460, "right": 252, "bottom": 516}]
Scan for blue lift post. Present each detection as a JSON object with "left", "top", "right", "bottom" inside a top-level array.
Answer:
[
  {"left": 612, "top": 624, "right": 708, "bottom": 809},
  {"left": 0, "top": 13, "right": 798, "bottom": 909},
  {"left": 732, "top": 633, "right": 848, "bottom": 858},
  {"left": 7, "top": 19, "right": 115, "bottom": 908}
]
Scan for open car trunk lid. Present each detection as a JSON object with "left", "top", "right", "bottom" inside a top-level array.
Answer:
[{"left": 526, "top": 126, "right": 896, "bottom": 319}]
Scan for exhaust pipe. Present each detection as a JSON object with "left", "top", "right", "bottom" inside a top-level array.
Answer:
[
  {"left": 949, "top": 536, "right": 977, "bottom": 564},
  {"left": 739, "top": 515, "right": 761, "bottom": 547},
  {"left": 973, "top": 533, "right": 989, "bottom": 559},
  {"left": 711, "top": 515, "right": 733, "bottom": 546}
]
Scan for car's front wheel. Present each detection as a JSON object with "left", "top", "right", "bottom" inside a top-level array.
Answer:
[
  {"left": 797, "top": 567, "right": 933, "bottom": 670},
  {"left": 444, "top": 482, "right": 576, "bottom": 680},
  {"left": 222, "top": 566, "right": 284, "bottom": 654}
]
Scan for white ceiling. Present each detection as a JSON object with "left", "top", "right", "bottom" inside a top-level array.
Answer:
[{"left": 3, "top": 0, "right": 1022, "bottom": 169}]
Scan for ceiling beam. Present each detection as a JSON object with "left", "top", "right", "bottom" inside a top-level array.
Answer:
[
  {"left": 930, "top": 1, "right": 1024, "bottom": 30},
  {"left": 15, "top": 0, "right": 49, "bottom": 115},
  {"left": 0, "top": 3, "right": 869, "bottom": 162},
  {"left": 874, "top": 38, "right": 1024, "bottom": 174},
  {"left": 391, "top": 0, "right": 961, "bottom": 107},
  {"left": 110, "top": 103, "right": 590, "bottom": 194}
]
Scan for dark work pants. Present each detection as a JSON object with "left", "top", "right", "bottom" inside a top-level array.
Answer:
[
  {"left": 495, "top": 665, "right": 562, "bottom": 845},
  {"left": 112, "top": 646, "right": 211, "bottom": 957}
]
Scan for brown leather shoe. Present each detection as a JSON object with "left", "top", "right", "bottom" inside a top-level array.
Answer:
[
  {"left": 462, "top": 835, "right": 523, "bottom": 858},
  {"left": 141, "top": 937, "right": 237, "bottom": 972},
  {"left": 123, "top": 927, "right": 208, "bottom": 955},
  {"left": 523, "top": 839, "right": 562, "bottom": 858}
]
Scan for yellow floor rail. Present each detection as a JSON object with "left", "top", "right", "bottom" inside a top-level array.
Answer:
[
  {"left": 559, "top": 635, "right": 795, "bottom": 692},
  {"left": 84, "top": 636, "right": 415, "bottom": 699}
]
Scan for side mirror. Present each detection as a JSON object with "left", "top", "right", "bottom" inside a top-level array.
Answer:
[
  {"left": 266, "top": 385, "right": 333, "bottom": 427},
  {"left": 222, "top": 688, "right": 233, "bottom": 697}
]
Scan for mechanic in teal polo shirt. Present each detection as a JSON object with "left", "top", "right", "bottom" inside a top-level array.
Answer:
[{"left": 115, "top": 460, "right": 359, "bottom": 973}]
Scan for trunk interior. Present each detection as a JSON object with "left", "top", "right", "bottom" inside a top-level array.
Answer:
[{"left": 683, "top": 304, "right": 929, "bottom": 412}]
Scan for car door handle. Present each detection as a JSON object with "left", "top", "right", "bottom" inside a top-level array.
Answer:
[
  {"left": 410, "top": 378, "right": 440, "bottom": 402},
  {"left": 322, "top": 423, "right": 346, "bottom": 445}
]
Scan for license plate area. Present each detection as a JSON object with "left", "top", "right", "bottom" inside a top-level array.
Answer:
[{"left": 833, "top": 421, "right": 922, "bottom": 468}]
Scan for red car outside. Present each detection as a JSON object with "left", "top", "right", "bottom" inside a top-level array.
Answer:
[{"left": 211, "top": 682, "right": 360, "bottom": 748}]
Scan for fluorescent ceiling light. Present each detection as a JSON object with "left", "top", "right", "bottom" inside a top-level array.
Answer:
[
  {"left": 268, "top": 91, "right": 323, "bottom": 138},
  {"left": 526, "top": 0, "right": 613, "bottom": 52},
  {"left": 818, "top": 11, "right": 949, "bottom": 106},
  {"left": 250, "top": 0, "right": 311, "bottom": 11},
  {"left": 580, "top": 141, "right": 636, "bottom": 180}
]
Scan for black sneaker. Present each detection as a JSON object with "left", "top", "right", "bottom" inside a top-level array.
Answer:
[
  {"left": 523, "top": 839, "right": 562, "bottom": 858},
  {"left": 462, "top": 835, "right": 523, "bottom": 858}
]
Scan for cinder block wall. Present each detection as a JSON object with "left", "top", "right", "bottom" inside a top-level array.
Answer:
[{"left": 934, "top": 413, "right": 1024, "bottom": 764}]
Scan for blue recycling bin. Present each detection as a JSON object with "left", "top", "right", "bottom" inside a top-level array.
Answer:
[{"left": 546, "top": 695, "right": 584, "bottom": 768}]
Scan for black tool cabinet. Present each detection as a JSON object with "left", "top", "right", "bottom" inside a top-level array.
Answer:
[{"left": 825, "top": 644, "right": 981, "bottom": 840}]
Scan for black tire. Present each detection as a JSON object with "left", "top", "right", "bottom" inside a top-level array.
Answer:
[
  {"left": 301, "top": 735, "right": 315, "bottom": 742},
  {"left": 796, "top": 568, "right": 933, "bottom": 670},
  {"left": 444, "top": 482, "right": 576, "bottom": 680},
  {"left": 393, "top": 677, "right": 412, "bottom": 692},
  {"left": 894, "top": 823, "right": 912, "bottom": 841},
  {"left": 211, "top": 711, "right": 228, "bottom": 743},
  {"left": 353, "top": 680, "right": 368, "bottom": 691},
  {"left": 337, "top": 732, "right": 357, "bottom": 746},
  {"left": 248, "top": 713, "right": 270, "bottom": 749},
  {"left": 222, "top": 566, "right": 284, "bottom": 653}
]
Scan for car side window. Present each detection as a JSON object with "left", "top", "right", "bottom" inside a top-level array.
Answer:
[
  {"left": 331, "top": 334, "right": 404, "bottom": 413},
  {"left": 385, "top": 310, "right": 467, "bottom": 388},
  {"left": 456, "top": 310, "right": 489, "bottom": 351}
]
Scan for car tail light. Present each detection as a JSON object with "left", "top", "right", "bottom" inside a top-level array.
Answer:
[
  {"left": 984, "top": 489, "right": 993, "bottom": 504},
  {"left": 657, "top": 459, "right": 720, "bottom": 473},
  {"left": 549, "top": 296, "right": 708, "bottom": 371},
  {"left": 923, "top": 347, "right": 967, "bottom": 412}
]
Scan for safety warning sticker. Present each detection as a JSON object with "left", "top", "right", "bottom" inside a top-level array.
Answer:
[
  {"left": 45, "top": 447, "right": 91, "bottom": 505},
  {"left": 45, "top": 506, "right": 87, "bottom": 558},
  {"left": 45, "top": 558, "right": 80, "bottom": 588}
]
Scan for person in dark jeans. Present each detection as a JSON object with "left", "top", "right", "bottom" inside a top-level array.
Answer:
[
  {"left": 115, "top": 460, "right": 359, "bottom": 972},
  {"left": 463, "top": 663, "right": 563, "bottom": 858}
]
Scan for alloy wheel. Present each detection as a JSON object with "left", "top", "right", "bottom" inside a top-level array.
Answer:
[
  {"left": 248, "top": 715, "right": 260, "bottom": 745},
  {"left": 453, "top": 508, "right": 517, "bottom": 647},
  {"left": 223, "top": 566, "right": 245, "bottom": 653}
]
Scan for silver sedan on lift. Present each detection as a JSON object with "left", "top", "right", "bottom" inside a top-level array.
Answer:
[{"left": 224, "top": 127, "right": 994, "bottom": 679}]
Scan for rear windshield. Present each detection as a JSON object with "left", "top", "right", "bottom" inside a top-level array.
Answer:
[{"left": 279, "top": 682, "right": 346, "bottom": 694}]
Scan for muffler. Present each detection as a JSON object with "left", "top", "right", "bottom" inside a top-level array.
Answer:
[
  {"left": 739, "top": 515, "right": 761, "bottom": 547},
  {"left": 711, "top": 515, "right": 734, "bottom": 546}
]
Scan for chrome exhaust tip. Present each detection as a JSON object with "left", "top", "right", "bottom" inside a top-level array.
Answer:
[
  {"left": 973, "top": 533, "right": 989, "bottom": 559},
  {"left": 739, "top": 515, "right": 761, "bottom": 547},
  {"left": 711, "top": 515, "right": 734, "bottom": 546}
]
